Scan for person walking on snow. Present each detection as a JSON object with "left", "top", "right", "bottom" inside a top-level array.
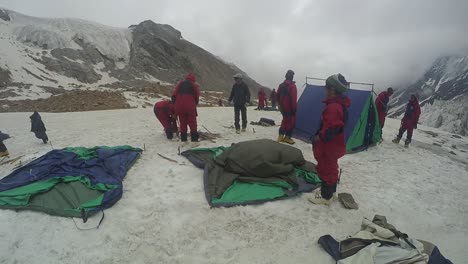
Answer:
[
  {"left": 154, "top": 99, "right": 178, "bottom": 140},
  {"left": 392, "top": 94, "right": 421, "bottom": 148},
  {"left": 257, "top": 88, "right": 267, "bottom": 110},
  {"left": 0, "top": 131, "right": 10, "bottom": 158},
  {"left": 270, "top": 89, "right": 277, "bottom": 109},
  {"left": 30, "top": 111, "right": 48, "bottom": 144},
  {"left": 172, "top": 73, "right": 200, "bottom": 143},
  {"left": 309, "top": 73, "right": 351, "bottom": 205},
  {"left": 375, "top": 87, "right": 394, "bottom": 129},
  {"left": 228, "top": 73, "right": 251, "bottom": 134},
  {"left": 277, "top": 70, "right": 297, "bottom": 144}
]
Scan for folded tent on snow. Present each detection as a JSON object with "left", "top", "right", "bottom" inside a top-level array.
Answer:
[
  {"left": 293, "top": 78, "right": 382, "bottom": 153},
  {"left": 0, "top": 146, "right": 142, "bottom": 220},
  {"left": 182, "top": 139, "right": 321, "bottom": 207}
]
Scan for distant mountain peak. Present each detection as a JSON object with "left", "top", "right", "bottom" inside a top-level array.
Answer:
[{"left": 0, "top": 8, "right": 262, "bottom": 101}]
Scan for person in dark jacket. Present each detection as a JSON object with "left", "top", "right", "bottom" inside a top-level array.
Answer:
[
  {"left": 257, "top": 88, "right": 267, "bottom": 110},
  {"left": 309, "top": 73, "right": 351, "bottom": 205},
  {"left": 270, "top": 89, "right": 278, "bottom": 109},
  {"left": 30, "top": 111, "right": 48, "bottom": 144},
  {"left": 0, "top": 131, "right": 10, "bottom": 157},
  {"left": 375, "top": 87, "right": 394, "bottom": 129},
  {"left": 154, "top": 100, "right": 178, "bottom": 140},
  {"left": 228, "top": 73, "right": 251, "bottom": 133},
  {"left": 392, "top": 94, "right": 421, "bottom": 147},
  {"left": 277, "top": 70, "right": 297, "bottom": 144},
  {"left": 172, "top": 73, "right": 200, "bottom": 143}
]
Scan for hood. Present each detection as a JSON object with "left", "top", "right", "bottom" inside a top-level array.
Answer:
[
  {"left": 30, "top": 111, "right": 41, "bottom": 120},
  {"left": 323, "top": 95, "right": 351, "bottom": 108},
  {"left": 284, "top": 80, "right": 296, "bottom": 85},
  {"left": 185, "top": 73, "right": 196, "bottom": 82}
]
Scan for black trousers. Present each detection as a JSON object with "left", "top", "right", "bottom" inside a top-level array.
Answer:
[
  {"left": 0, "top": 141, "right": 7, "bottom": 152},
  {"left": 321, "top": 181, "right": 337, "bottom": 200},
  {"left": 234, "top": 105, "right": 247, "bottom": 130}
]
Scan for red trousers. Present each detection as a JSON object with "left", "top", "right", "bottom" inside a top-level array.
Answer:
[
  {"left": 156, "top": 112, "right": 171, "bottom": 130},
  {"left": 178, "top": 112, "right": 197, "bottom": 134},
  {"left": 279, "top": 114, "right": 296, "bottom": 137},
  {"left": 316, "top": 154, "right": 339, "bottom": 186},
  {"left": 378, "top": 111, "right": 386, "bottom": 128}
]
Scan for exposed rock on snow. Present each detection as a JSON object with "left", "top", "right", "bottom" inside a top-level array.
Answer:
[
  {"left": 390, "top": 55, "right": 468, "bottom": 135},
  {"left": 0, "top": 8, "right": 262, "bottom": 101}
]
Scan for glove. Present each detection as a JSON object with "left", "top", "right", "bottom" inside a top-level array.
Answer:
[
  {"left": 414, "top": 123, "right": 418, "bottom": 129},
  {"left": 312, "top": 135, "right": 320, "bottom": 146}
]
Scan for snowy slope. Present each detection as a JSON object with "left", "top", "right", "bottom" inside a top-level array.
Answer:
[
  {"left": 0, "top": 8, "right": 262, "bottom": 100},
  {"left": 1, "top": 107, "right": 467, "bottom": 264}
]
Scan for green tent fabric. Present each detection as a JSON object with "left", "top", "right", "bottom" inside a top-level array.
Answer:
[
  {"left": 346, "top": 96, "right": 382, "bottom": 152},
  {"left": 0, "top": 176, "right": 116, "bottom": 217},
  {"left": 182, "top": 139, "right": 321, "bottom": 207},
  {"left": 0, "top": 146, "right": 142, "bottom": 218}
]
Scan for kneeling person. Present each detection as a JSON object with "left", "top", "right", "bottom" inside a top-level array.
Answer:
[{"left": 154, "top": 100, "right": 178, "bottom": 140}]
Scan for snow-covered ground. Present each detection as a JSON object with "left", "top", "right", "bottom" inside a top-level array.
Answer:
[{"left": 1, "top": 107, "right": 467, "bottom": 264}]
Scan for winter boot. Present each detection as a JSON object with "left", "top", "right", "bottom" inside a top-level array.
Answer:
[
  {"left": 282, "top": 136, "right": 295, "bottom": 145},
  {"left": 241, "top": 128, "right": 246, "bottom": 132},
  {"left": 180, "top": 132, "right": 188, "bottom": 142},
  {"left": 308, "top": 192, "right": 335, "bottom": 206},
  {"left": 191, "top": 132, "right": 199, "bottom": 142},
  {"left": 165, "top": 129, "right": 173, "bottom": 140},
  {"left": 236, "top": 129, "right": 241, "bottom": 134},
  {"left": 0, "top": 150, "right": 9, "bottom": 158},
  {"left": 277, "top": 134, "right": 285, "bottom": 142},
  {"left": 392, "top": 137, "right": 401, "bottom": 144},
  {"left": 404, "top": 139, "right": 411, "bottom": 148}
]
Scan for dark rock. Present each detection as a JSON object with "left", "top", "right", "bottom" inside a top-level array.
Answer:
[{"left": 0, "top": 9, "right": 10, "bottom": 21}]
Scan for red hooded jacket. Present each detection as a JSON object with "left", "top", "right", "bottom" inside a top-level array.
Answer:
[
  {"left": 277, "top": 80, "right": 297, "bottom": 114},
  {"left": 172, "top": 74, "right": 200, "bottom": 114},
  {"left": 375, "top": 91, "right": 391, "bottom": 114},
  {"left": 313, "top": 95, "right": 352, "bottom": 160},
  {"left": 401, "top": 98, "right": 421, "bottom": 129},
  {"left": 258, "top": 89, "right": 266, "bottom": 101},
  {"left": 154, "top": 100, "right": 178, "bottom": 131}
]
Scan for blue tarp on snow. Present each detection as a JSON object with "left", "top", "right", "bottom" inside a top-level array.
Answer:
[{"left": 0, "top": 146, "right": 141, "bottom": 217}]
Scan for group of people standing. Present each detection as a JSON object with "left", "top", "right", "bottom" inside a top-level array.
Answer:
[
  {"left": 375, "top": 87, "right": 421, "bottom": 148},
  {"left": 0, "top": 111, "right": 49, "bottom": 158},
  {"left": 152, "top": 71, "right": 422, "bottom": 206}
]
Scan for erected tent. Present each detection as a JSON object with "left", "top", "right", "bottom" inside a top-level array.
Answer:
[
  {"left": 0, "top": 146, "right": 141, "bottom": 220},
  {"left": 182, "top": 139, "right": 321, "bottom": 207},
  {"left": 294, "top": 83, "right": 381, "bottom": 153}
]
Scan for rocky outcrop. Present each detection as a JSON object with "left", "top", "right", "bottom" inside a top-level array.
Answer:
[
  {"left": 0, "top": 9, "right": 9, "bottom": 21},
  {"left": 0, "top": 66, "right": 12, "bottom": 87},
  {"left": 390, "top": 55, "right": 468, "bottom": 135},
  {"left": 0, "top": 9, "right": 262, "bottom": 95}
]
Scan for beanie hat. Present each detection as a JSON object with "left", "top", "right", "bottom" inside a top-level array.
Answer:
[
  {"left": 325, "top": 73, "right": 349, "bottom": 94},
  {"left": 234, "top": 73, "right": 243, "bottom": 79},
  {"left": 285, "top": 70, "right": 295, "bottom": 81}
]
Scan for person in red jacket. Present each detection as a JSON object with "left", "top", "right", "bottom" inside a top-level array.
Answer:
[
  {"left": 309, "top": 73, "right": 351, "bottom": 205},
  {"left": 154, "top": 100, "right": 178, "bottom": 140},
  {"left": 257, "top": 88, "right": 267, "bottom": 110},
  {"left": 270, "top": 89, "right": 277, "bottom": 109},
  {"left": 172, "top": 73, "right": 200, "bottom": 143},
  {"left": 375, "top": 87, "right": 394, "bottom": 129},
  {"left": 277, "top": 70, "right": 297, "bottom": 144},
  {"left": 392, "top": 94, "right": 421, "bottom": 147}
]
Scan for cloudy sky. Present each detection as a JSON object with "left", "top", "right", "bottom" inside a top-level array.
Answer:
[{"left": 1, "top": 0, "right": 467, "bottom": 89}]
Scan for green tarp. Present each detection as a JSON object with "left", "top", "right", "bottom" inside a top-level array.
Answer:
[{"left": 183, "top": 140, "right": 321, "bottom": 207}]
